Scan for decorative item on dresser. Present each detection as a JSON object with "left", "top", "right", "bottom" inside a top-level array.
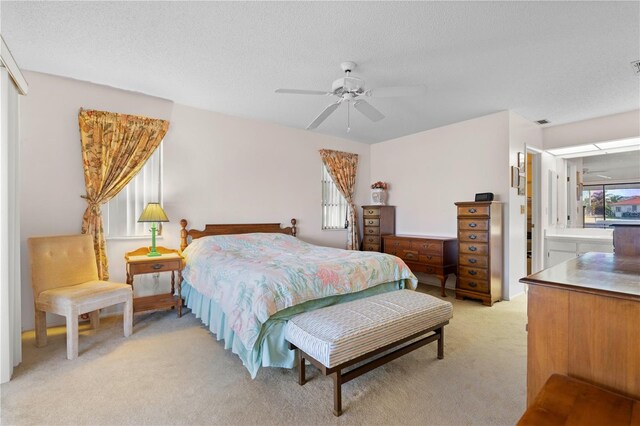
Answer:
[
  {"left": 383, "top": 235, "right": 457, "bottom": 297},
  {"left": 125, "top": 246, "right": 184, "bottom": 317},
  {"left": 362, "top": 205, "right": 395, "bottom": 252},
  {"left": 454, "top": 201, "right": 503, "bottom": 306}
]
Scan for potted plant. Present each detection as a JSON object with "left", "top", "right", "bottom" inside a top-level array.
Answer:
[{"left": 371, "top": 181, "right": 388, "bottom": 205}]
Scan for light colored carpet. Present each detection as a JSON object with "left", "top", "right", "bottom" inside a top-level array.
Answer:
[{"left": 1, "top": 285, "right": 527, "bottom": 425}]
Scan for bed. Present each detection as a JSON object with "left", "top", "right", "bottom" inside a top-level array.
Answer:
[{"left": 178, "top": 218, "right": 418, "bottom": 378}]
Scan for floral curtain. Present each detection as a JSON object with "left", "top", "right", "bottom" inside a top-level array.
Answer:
[
  {"left": 319, "top": 149, "right": 360, "bottom": 250},
  {"left": 78, "top": 109, "right": 169, "bottom": 279}
]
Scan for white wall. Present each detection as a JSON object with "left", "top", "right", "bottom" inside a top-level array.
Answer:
[
  {"left": 543, "top": 110, "right": 640, "bottom": 149},
  {"left": 19, "top": 72, "right": 369, "bottom": 330}
]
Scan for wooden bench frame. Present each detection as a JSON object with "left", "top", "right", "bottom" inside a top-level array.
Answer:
[{"left": 288, "top": 320, "right": 449, "bottom": 416}]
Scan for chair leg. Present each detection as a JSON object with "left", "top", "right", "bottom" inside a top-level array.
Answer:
[
  {"left": 66, "top": 311, "right": 79, "bottom": 360},
  {"left": 89, "top": 310, "right": 100, "bottom": 329},
  {"left": 35, "top": 309, "right": 47, "bottom": 347},
  {"left": 123, "top": 297, "right": 133, "bottom": 337}
]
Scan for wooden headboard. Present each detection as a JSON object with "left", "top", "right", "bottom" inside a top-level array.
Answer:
[{"left": 179, "top": 218, "right": 297, "bottom": 251}]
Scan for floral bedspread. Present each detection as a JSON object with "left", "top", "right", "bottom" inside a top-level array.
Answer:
[{"left": 181, "top": 233, "right": 417, "bottom": 350}]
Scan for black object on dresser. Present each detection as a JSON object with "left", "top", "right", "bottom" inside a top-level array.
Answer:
[
  {"left": 362, "top": 206, "right": 395, "bottom": 252},
  {"left": 454, "top": 201, "right": 503, "bottom": 306}
]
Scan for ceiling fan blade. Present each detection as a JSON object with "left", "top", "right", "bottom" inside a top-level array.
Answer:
[
  {"left": 368, "top": 85, "right": 426, "bottom": 98},
  {"left": 353, "top": 100, "right": 385, "bottom": 122},
  {"left": 275, "top": 88, "right": 332, "bottom": 95},
  {"left": 307, "top": 101, "right": 342, "bottom": 130}
]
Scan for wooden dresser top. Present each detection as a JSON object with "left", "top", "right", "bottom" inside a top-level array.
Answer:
[
  {"left": 520, "top": 252, "right": 640, "bottom": 300},
  {"left": 383, "top": 234, "right": 457, "bottom": 242}
]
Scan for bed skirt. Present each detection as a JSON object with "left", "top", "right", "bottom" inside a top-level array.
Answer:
[{"left": 181, "top": 279, "right": 409, "bottom": 378}]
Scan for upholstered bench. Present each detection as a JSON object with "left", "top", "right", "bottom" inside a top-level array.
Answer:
[{"left": 285, "top": 289, "right": 453, "bottom": 416}]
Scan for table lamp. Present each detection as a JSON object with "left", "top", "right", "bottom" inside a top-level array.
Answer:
[{"left": 138, "top": 202, "right": 169, "bottom": 257}]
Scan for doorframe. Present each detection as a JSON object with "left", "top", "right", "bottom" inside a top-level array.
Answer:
[{"left": 526, "top": 147, "right": 543, "bottom": 273}]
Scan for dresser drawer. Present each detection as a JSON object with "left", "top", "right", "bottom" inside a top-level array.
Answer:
[
  {"left": 384, "top": 238, "right": 412, "bottom": 250},
  {"left": 363, "top": 208, "right": 380, "bottom": 217},
  {"left": 363, "top": 244, "right": 380, "bottom": 252},
  {"left": 459, "top": 254, "right": 489, "bottom": 268},
  {"left": 399, "top": 249, "right": 420, "bottom": 262},
  {"left": 458, "top": 277, "right": 489, "bottom": 294},
  {"left": 459, "top": 266, "right": 488, "bottom": 280},
  {"left": 419, "top": 254, "right": 442, "bottom": 265},
  {"left": 364, "top": 226, "right": 380, "bottom": 236},
  {"left": 460, "top": 242, "right": 488, "bottom": 256},
  {"left": 363, "top": 218, "right": 380, "bottom": 227},
  {"left": 458, "top": 230, "right": 489, "bottom": 243},
  {"left": 128, "top": 258, "right": 182, "bottom": 275},
  {"left": 409, "top": 263, "right": 438, "bottom": 275},
  {"left": 457, "top": 205, "right": 490, "bottom": 218},
  {"left": 411, "top": 240, "right": 442, "bottom": 254},
  {"left": 458, "top": 219, "right": 489, "bottom": 231},
  {"left": 363, "top": 235, "right": 380, "bottom": 244}
]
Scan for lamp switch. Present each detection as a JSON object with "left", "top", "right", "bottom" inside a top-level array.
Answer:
[{"left": 520, "top": 205, "right": 525, "bottom": 214}]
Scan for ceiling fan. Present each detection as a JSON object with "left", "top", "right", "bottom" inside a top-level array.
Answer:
[{"left": 275, "top": 61, "right": 425, "bottom": 131}]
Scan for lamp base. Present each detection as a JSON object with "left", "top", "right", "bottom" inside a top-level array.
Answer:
[{"left": 146, "top": 251, "right": 162, "bottom": 257}]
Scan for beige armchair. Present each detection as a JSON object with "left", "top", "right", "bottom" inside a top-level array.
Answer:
[{"left": 28, "top": 234, "right": 133, "bottom": 359}]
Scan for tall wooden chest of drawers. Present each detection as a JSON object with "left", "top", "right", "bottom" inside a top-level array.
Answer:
[
  {"left": 454, "top": 201, "right": 503, "bottom": 306},
  {"left": 362, "top": 205, "right": 395, "bottom": 252},
  {"left": 382, "top": 234, "right": 458, "bottom": 297}
]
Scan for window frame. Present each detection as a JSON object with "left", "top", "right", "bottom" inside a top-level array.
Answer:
[
  {"left": 582, "top": 181, "right": 640, "bottom": 228},
  {"left": 321, "top": 164, "right": 349, "bottom": 231},
  {"left": 102, "top": 144, "right": 164, "bottom": 239}
]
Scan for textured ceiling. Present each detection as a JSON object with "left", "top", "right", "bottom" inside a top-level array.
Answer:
[{"left": 1, "top": 1, "right": 639, "bottom": 144}]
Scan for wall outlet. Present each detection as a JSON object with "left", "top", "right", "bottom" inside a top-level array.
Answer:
[{"left": 521, "top": 205, "right": 526, "bottom": 214}]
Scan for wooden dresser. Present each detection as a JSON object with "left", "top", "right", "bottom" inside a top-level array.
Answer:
[
  {"left": 520, "top": 253, "right": 640, "bottom": 406},
  {"left": 454, "top": 201, "right": 503, "bottom": 306},
  {"left": 382, "top": 234, "right": 457, "bottom": 297},
  {"left": 362, "top": 205, "right": 395, "bottom": 252}
]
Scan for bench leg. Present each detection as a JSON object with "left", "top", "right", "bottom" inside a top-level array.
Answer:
[
  {"left": 35, "top": 309, "right": 47, "bottom": 347},
  {"left": 297, "top": 350, "right": 306, "bottom": 386},
  {"left": 66, "top": 310, "right": 79, "bottom": 360},
  {"left": 437, "top": 326, "right": 444, "bottom": 360},
  {"left": 123, "top": 296, "right": 133, "bottom": 337},
  {"left": 89, "top": 310, "right": 100, "bottom": 329},
  {"left": 332, "top": 371, "right": 342, "bottom": 416}
]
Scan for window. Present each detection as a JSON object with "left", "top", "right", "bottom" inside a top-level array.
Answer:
[
  {"left": 321, "top": 164, "right": 348, "bottom": 230},
  {"left": 582, "top": 182, "right": 640, "bottom": 228},
  {"left": 102, "top": 145, "right": 163, "bottom": 237}
]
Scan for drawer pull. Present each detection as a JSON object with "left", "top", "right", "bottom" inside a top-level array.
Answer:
[
  {"left": 469, "top": 282, "right": 478, "bottom": 288},
  {"left": 468, "top": 208, "right": 477, "bottom": 213},
  {"left": 469, "top": 270, "right": 477, "bottom": 276},
  {"left": 367, "top": 210, "right": 374, "bottom": 214},
  {"left": 427, "top": 255, "right": 432, "bottom": 260},
  {"left": 469, "top": 223, "right": 477, "bottom": 228},
  {"left": 368, "top": 220, "right": 374, "bottom": 225},
  {"left": 368, "top": 229, "right": 375, "bottom": 234},
  {"left": 406, "top": 253, "right": 415, "bottom": 259},
  {"left": 469, "top": 258, "right": 477, "bottom": 264},
  {"left": 469, "top": 234, "right": 477, "bottom": 240},
  {"left": 151, "top": 263, "right": 164, "bottom": 270},
  {"left": 394, "top": 242, "right": 400, "bottom": 246},
  {"left": 469, "top": 246, "right": 478, "bottom": 252}
]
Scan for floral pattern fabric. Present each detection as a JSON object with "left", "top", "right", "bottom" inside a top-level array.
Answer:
[
  {"left": 319, "top": 149, "right": 360, "bottom": 250},
  {"left": 79, "top": 109, "right": 169, "bottom": 279},
  {"left": 182, "top": 233, "right": 417, "bottom": 351}
]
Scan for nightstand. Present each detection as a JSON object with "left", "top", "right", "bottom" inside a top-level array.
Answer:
[{"left": 124, "top": 246, "right": 184, "bottom": 317}]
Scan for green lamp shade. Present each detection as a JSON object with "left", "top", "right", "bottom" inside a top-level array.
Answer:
[{"left": 138, "top": 203, "right": 169, "bottom": 257}]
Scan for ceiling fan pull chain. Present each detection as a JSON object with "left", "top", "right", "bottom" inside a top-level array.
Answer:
[{"left": 347, "top": 102, "right": 351, "bottom": 133}]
